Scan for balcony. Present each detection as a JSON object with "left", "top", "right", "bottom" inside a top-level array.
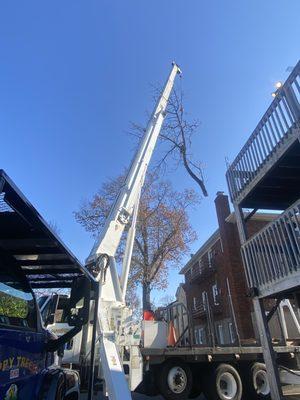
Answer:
[
  {"left": 192, "top": 296, "right": 223, "bottom": 319},
  {"left": 190, "top": 259, "right": 218, "bottom": 283},
  {"left": 192, "top": 299, "right": 206, "bottom": 318},
  {"left": 226, "top": 61, "right": 300, "bottom": 209},
  {"left": 242, "top": 198, "right": 300, "bottom": 297}
]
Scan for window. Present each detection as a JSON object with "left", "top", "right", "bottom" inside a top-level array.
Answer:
[
  {"left": 37, "top": 295, "right": 48, "bottom": 309},
  {"left": 217, "top": 324, "right": 224, "bottom": 345},
  {"left": 199, "top": 259, "right": 203, "bottom": 274},
  {"left": 208, "top": 249, "right": 213, "bottom": 266},
  {"left": 55, "top": 296, "right": 70, "bottom": 323},
  {"left": 193, "top": 297, "right": 197, "bottom": 310},
  {"left": 0, "top": 268, "right": 36, "bottom": 330},
  {"left": 202, "top": 291, "right": 207, "bottom": 310},
  {"left": 229, "top": 322, "right": 236, "bottom": 343},
  {"left": 212, "top": 284, "right": 219, "bottom": 305},
  {"left": 198, "top": 327, "right": 205, "bottom": 344},
  {"left": 40, "top": 297, "right": 52, "bottom": 323},
  {"left": 194, "top": 329, "right": 199, "bottom": 345}
]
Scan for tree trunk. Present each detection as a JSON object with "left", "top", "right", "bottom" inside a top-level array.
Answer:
[{"left": 142, "top": 282, "right": 151, "bottom": 311}]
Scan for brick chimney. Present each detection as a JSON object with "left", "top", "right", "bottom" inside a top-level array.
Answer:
[{"left": 214, "top": 191, "right": 231, "bottom": 231}]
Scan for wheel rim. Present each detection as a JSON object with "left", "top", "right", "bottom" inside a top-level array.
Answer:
[
  {"left": 254, "top": 369, "right": 270, "bottom": 396},
  {"left": 167, "top": 366, "right": 187, "bottom": 394},
  {"left": 217, "top": 372, "right": 238, "bottom": 400}
]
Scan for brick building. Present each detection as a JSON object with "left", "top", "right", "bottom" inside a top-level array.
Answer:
[{"left": 180, "top": 191, "right": 278, "bottom": 346}]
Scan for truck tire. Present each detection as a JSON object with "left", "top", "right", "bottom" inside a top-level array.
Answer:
[
  {"left": 156, "top": 359, "right": 193, "bottom": 400},
  {"left": 243, "top": 362, "right": 271, "bottom": 400},
  {"left": 203, "top": 363, "right": 243, "bottom": 400}
]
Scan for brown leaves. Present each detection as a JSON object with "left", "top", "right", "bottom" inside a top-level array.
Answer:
[{"left": 74, "top": 171, "right": 199, "bottom": 308}]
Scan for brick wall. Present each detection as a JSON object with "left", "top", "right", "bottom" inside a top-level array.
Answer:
[{"left": 183, "top": 192, "right": 274, "bottom": 343}]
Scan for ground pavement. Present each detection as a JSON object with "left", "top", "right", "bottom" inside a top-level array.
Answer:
[
  {"left": 80, "top": 393, "right": 204, "bottom": 400},
  {"left": 80, "top": 388, "right": 300, "bottom": 399}
]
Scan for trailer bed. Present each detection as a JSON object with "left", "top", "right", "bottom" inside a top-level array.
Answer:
[{"left": 142, "top": 345, "right": 300, "bottom": 362}]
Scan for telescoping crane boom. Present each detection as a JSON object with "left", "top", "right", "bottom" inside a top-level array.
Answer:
[{"left": 86, "top": 63, "right": 181, "bottom": 400}]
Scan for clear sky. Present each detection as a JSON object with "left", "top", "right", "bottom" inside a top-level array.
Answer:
[{"left": 0, "top": 1, "right": 299, "bottom": 303}]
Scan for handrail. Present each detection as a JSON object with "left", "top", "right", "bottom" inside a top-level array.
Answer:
[
  {"left": 190, "top": 257, "right": 219, "bottom": 281},
  {"left": 242, "top": 198, "right": 300, "bottom": 291},
  {"left": 227, "top": 61, "right": 300, "bottom": 202}
]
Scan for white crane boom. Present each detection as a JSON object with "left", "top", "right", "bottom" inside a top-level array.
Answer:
[
  {"left": 86, "top": 62, "right": 181, "bottom": 263},
  {"left": 87, "top": 63, "right": 181, "bottom": 400}
]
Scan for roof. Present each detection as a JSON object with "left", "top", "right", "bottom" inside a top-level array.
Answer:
[
  {"left": 179, "top": 210, "right": 279, "bottom": 275},
  {"left": 0, "top": 170, "right": 92, "bottom": 288},
  {"left": 225, "top": 211, "right": 279, "bottom": 224},
  {"left": 180, "top": 229, "right": 220, "bottom": 274}
]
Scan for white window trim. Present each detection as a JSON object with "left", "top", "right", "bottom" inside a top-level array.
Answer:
[
  {"left": 194, "top": 329, "right": 199, "bottom": 345},
  {"left": 229, "top": 322, "right": 235, "bottom": 343},
  {"left": 199, "top": 259, "right": 203, "bottom": 274},
  {"left": 198, "top": 327, "right": 205, "bottom": 344},
  {"left": 218, "top": 324, "right": 224, "bottom": 345},
  {"left": 208, "top": 249, "right": 213, "bottom": 266},
  {"left": 202, "top": 291, "right": 207, "bottom": 310},
  {"left": 212, "top": 284, "right": 219, "bottom": 305},
  {"left": 193, "top": 297, "right": 197, "bottom": 310}
]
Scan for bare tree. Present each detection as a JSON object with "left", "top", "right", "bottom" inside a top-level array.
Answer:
[
  {"left": 155, "top": 294, "right": 175, "bottom": 308},
  {"left": 130, "top": 86, "right": 208, "bottom": 197},
  {"left": 74, "top": 172, "right": 199, "bottom": 310}
]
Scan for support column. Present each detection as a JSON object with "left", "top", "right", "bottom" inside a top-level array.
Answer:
[
  {"left": 253, "top": 298, "right": 283, "bottom": 400},
  {"left": 233, "top": 203, "right": 283, "bottom": 400}
]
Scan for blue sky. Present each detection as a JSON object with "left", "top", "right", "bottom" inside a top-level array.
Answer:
[{"left": 0, "top": 1, "right": 299, "bottom": 302}]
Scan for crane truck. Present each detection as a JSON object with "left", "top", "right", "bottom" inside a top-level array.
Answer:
[
  {"left": 2, "top": 62, "right": 300, "bottom": 400},
  {"left": 39, "top": 63, "right": 300, "bottom": 400}
]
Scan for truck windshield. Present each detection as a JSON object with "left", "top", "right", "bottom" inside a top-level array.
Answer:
[{"left": 0, "top": 268, "right": 36, "bottom": 330}]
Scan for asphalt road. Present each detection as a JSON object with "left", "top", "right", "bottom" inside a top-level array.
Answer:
[
  {"left": 80, "top": 388, "right": 300, "bottom": 399},
  {"left": 80, "top": 393, "right": 204, "bottom": 400}
]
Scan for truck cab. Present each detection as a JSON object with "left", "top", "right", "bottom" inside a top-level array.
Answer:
[
  {"left": 0, "top": 258, "right": 80, "bottom": 400},
  {"left": 0, "top": 170, "right": 92, "bottom": 399}
]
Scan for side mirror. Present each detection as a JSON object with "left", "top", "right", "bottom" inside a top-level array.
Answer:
[{"left": 67, "top": 276, "right": 91, "bottom": 327}]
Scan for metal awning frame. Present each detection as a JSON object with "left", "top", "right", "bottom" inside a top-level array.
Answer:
[{"left": 0, "top": 169, "right": 95, "bottom": 289}]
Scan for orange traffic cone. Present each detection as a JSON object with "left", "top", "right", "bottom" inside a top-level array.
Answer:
[{"left": 167, "top": 321, "right": 177, "bottom": 346}]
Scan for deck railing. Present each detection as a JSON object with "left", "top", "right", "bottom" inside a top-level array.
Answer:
[
  {"left": 192, "top": 298, "right": 206, "bottom": 318},
  {"left": 226, "top": 61, "right": 300, "bottom": 203},
  {"left": 242, "top": 199, "right": 300, "bottom": 294},
  {"left": 192, "top": 296, "right": 222, "bottom": 318},
  {"left": 190, "top": 258, "right": 219, "bottom": 282}
]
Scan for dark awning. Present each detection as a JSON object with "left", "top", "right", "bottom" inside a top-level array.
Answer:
[{"left": 0, "top": 169, "right": 93, "bottom": 288}]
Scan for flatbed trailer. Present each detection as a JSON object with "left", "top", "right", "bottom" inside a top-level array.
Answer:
[
  {"left": 138, "top": 344, "right": 300, "bottom": 399},
  {"left": 142, "top": 344, "right": 300, "bottom": 362}
]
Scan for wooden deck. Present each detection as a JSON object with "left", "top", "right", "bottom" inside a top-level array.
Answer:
[
  {"left": 226, "top": 61, "right": 300, "bottom": 209},
  {"left": 242, "top": 197, "right": 300, "bottom": 297}
]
